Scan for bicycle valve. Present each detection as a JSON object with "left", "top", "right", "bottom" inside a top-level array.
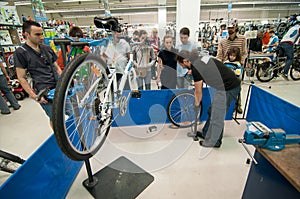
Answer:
[{"left": 238, "top": 139, "right": 258, "bottom": 165}]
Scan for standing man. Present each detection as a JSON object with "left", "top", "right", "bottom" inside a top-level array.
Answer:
[
  {"left": 216, "top": 18, "right": 247, "bottom": 114},
  {"left": 176, "top": 27, "right": 198, "bottom": 88},
  {"left": 0, "top": 58, "right": 21, "bottom": 114},
  {"left": 177, "top": 50, "right": 241, "bottom": 148},
  {"left": 14, "top": 20, "right": 62, "bottom": 129},
  {"left": 102, "top": 28, "right": 131, "bottom": 89}
]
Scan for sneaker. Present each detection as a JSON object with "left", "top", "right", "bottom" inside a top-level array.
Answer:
[
  {"left": 187, "top": 131, "right": 205, "bottom": 139},
  {"left": 1, "top": 111, "right": 11, "bottom": 115},
  {"left": 13, "top": 105, "right": 21, "bottom": 110},
  {"left": 199, "top": 140, "right": 221, "bottom": 148},
  {"left": 281, "top": 73, "right": 289, "bottom": 81}
]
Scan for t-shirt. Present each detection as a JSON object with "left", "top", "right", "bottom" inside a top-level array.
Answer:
[
  {"left": 191, "top": 56, "right": 241, "bottom": 91},
  {"left": 13, "top": 43, "right": 58, "bottom": 92},
  {"left": 267, "top": 35, "right": 279, "bottom": 52},
  {"left": 176, "top": 41, "right": 198, "bottom": 77},
  {"left": 57, "top": 45, "right": 90, "bottom": 70},
  {"left": 158, "top": 48, "right": 178, "bottom": 88},
  {"left": 281, "top": 24, "right": 300, "bottom": 44},
  {"left": 103, "top": 39, "right": 130, "bottom": 73}
]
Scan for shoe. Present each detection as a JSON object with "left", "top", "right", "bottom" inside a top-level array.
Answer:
[
  {"left": 237, "top": 106, "right": 243, "bottom": 114},
  {"left": 13, "top": 105, "right": 21, "bottom": 110},
  {"left": 1, "top": 111, "right": 11, "bottom": 115},
  {"left": 281, "top": 73, "right": 289, "bottom": 81},
  {"left": 199, "top": 140, "right": 221, "bottom": 148},
  {"left": 187, "top": 131, "right": 205, "bottom": 139}
]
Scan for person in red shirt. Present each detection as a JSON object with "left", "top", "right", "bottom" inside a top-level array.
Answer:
[{"left": 57, "top": 26, "right": 91, "bottom": 70}]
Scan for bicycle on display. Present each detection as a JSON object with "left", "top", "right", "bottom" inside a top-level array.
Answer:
[
  {"left": 256, "top": 45, "right": 300, "bottom": 82},
  {"left": 52, "top": 17, "right": 142, "bottom": 161}
]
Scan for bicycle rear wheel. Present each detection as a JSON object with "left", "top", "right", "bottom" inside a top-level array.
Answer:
[
  {"left": 53, "top": 53, "right": 113, "bottom": 161},
  {"left": 256, "top": 62, "right": 275, "bottom": 82},
  {"left": 167, "top": 91, "right": 200, "bottom": 128},
  {"left": 290, "top": 61, "right": 300, "bottom": 81}
]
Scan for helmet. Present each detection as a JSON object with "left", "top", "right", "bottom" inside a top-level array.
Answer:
[{"left": 228, "top": 18, "right": 238, "bottom": 28}]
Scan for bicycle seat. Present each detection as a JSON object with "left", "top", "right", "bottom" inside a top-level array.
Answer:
[
  {"left": 53, "top": 38, "right": 71, "bottom": 46},
  {"left": 94, "top": 16, "right": 120, "bottom": 32}
]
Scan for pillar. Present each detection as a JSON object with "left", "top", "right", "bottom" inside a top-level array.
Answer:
[{"left": 176, "top": 0, "right": 201, "bottom": 45}]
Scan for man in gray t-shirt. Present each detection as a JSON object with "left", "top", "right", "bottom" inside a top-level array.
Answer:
[
  {"left": 176, "top": 27, "right": 198, "bottom": 88},
  {"left": 14, "top": 20, "right": 62, "bottom": 129}
]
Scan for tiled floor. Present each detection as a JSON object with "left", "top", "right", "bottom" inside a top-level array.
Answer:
[{"left": 0, "top": 76, "right": 299, "bottom": 198}]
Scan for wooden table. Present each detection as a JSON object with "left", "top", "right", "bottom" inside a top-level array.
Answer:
[
  {"left": 242, "top": 144, "right": 300, "bottom": 198},
  {"left": 257, "top": 144, "right": 300, "bottom": 192}
]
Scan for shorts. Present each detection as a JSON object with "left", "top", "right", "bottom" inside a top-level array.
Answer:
[{"left": 40, "top": 102, "right": 53, "bottom": 121}]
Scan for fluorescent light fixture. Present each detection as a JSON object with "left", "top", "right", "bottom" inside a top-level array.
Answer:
[{"left": 14, "top": 1, "right": 32, "bottom": 6}]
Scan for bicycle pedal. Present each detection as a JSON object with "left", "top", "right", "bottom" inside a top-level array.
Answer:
[{"left": 131, "top": 91, "right": 141, "bottom": 98}]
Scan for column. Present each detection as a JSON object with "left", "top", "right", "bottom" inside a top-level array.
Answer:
[
  {"left": 158, "top": 0, "right": 167, "bottom": 42},
  {"left": 176, "top": 0, "right": 201, "bottom": 45}
]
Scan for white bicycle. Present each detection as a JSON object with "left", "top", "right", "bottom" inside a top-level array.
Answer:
[{"left": 52, "top": 17, "right": 141, "bottom": 161}]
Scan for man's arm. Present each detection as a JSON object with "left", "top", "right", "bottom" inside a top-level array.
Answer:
[
  {"left": 241, "top": 37, "right": 248, "bottom": 65},
  {"left": 216, "top": 41, "right": 224, "bottom": 62},
  {"left": 194, "top": 80, "right": 203, "bottom": 106},
  {"left": 156, "top": 57, "right": 163, "bottom": 84},
  {"left": 16, "top": 67, "right": 38, "bottom": 100},
  {"left": 53, "top": 62, "right": 62, "bottom": 76},
  {"left": 0, "top": 61, "right": 10, "bottom": 81}
]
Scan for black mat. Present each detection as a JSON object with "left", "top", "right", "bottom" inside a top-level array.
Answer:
[{"left": 83, "top": 156, "right": 154, "bottom": 199}]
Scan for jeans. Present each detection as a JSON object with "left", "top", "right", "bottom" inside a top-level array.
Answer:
[
  {"left": 137, "top": 71, "right": 151, "bottom": 90},
  {"left": 177, "top": 76, "right": 190, "bottom": 88},
  {"left": 0, "top": 75, "right": 20, "bottom": 113},
  {"left": 202, "top": 85, "right": 241, "bottom": 146},
  {"left": 280, "top": 42, "right": 294, "bottom": 75}
]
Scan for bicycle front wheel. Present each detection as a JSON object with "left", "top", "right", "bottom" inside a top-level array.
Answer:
[
  {"left": 167, "top": 91, "right": 200, "bottom": 128},
  {"left": 256, "top": 62, "right": 275, "bottom": 82},
  {"left": 290, "top": 61, "right": 300, "bottom": 81},
  {"left": 53, "top": 53, "right": 113, "bottom": 161}
]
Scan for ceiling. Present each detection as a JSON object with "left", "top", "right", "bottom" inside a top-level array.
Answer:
[{"left": 8, "top": 0, "right": 300, "bottom": 25}]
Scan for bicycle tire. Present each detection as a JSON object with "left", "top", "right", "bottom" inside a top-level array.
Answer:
[
  {"left": 53, "top": 53, "right": 112, "bottom": 161},
  {"left": 290, "top": 61, "right": 300, "bottom": 81},
  {"left": 276, "top": 22, "right": 288, "bottom": 39},
  {"left": 256, "top": 62, "right": 275, "bottom": 82},
  {"left": 167, "top": 91, "right": 200, "bottom": 128}
]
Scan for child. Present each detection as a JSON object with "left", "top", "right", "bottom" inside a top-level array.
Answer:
[{"left": 224, "top": 46, "right": 242, "bottom": 78}]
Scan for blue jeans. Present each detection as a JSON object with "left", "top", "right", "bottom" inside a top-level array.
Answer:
[
  {"left": 202, "top": 85, "right": 241, "bottom": 146},
  {"left": 0, "top": 75, "right": 20, "bottom": 113},
  {"left": 137, "top": 70, "right": 151, "bottom": 90},
  {"left": 280, "top": 42, "right": 294, "bottom": 75}
]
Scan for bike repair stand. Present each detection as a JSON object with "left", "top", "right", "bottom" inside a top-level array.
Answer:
[
  {"left": 82, "top": 156, "right": 154, "bottom": 198},
  {"left": 232, "top": 82, "right": 253, "bottom": 125},
  {"left": 192, "top": 106, "right": 200, "bottom": 142}
]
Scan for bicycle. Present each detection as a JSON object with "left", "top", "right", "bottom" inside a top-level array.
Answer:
[
  {"left": 167, "top": 90, "right": 201, "bottom": 128},
  {"left": 52, "top": 17, "right": 142, "bottom": 161},
  {"left": 256, "top": 45, "right": 300, "bottom": 82}
]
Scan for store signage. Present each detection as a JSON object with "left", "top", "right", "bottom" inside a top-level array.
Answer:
[{"left": 31, "top": 0, "right": 48, "bottom": 21}]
